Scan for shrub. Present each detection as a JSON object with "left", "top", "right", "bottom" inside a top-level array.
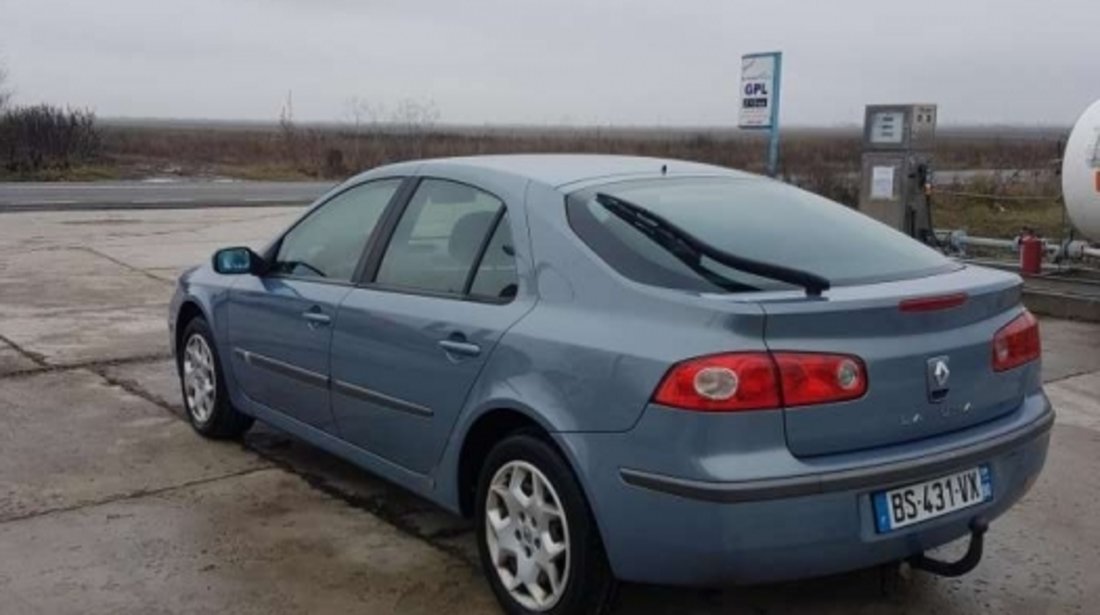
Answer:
[{"left": 0, "top": 104, "right": 101, "bottom": 174}]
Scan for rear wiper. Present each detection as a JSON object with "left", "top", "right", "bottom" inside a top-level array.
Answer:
[
  {"left": 595, "top": 193, "right": 831, "bottom": 297},
  {"left": 594, "top": 195, "right": 757, "bottom": 294}
]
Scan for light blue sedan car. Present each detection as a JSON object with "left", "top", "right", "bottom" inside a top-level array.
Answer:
[{"left": 170, "top": 155, "right": 1051, "bottom": 614}]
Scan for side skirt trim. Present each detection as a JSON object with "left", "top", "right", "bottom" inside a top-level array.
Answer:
[
  {"left": 233, "top": 348, "right": 328, "bottom": 389},
  {"left": 332, "top": 379, "right": 434, "bottom": 418}
]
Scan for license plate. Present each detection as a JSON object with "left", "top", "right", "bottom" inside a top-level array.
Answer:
[{"left": 872, "top": 466, "right": 992, "bottom": 533}]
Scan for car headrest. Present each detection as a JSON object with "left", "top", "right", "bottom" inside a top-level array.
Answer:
[{"left": 448, "top": 210, "right": 497, "bottom": 263}]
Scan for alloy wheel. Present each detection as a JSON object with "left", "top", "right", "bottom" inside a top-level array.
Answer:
[
  {"left": 485, "top": 460, "right": 571, "bottom": 611},
  {"left": 182, "top": 333, "right": 216, "bottom": 424}
]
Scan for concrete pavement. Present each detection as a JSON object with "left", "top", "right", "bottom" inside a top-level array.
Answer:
[{"left": 0, "top": 206, "right": 1098, "bottom": 614}]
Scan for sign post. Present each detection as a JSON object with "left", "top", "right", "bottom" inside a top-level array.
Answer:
[{"left": 738, "top": 51, "right": 783, "bottom": 177}]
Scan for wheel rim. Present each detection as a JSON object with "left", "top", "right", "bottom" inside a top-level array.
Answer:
[
  {"left": 182, "top": 333, "right": 216, "bottom": 424},
  {"left": 485, "top": 460, "right": 570, "bottom": 611}
]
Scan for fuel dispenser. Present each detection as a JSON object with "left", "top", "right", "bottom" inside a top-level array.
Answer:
[{"left": 858, "top": 104, "right": 938, "bottom": 244}]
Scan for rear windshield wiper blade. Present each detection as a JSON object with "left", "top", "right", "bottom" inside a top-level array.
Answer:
[
  {"left": 595, "top": 193, "right": 831, "bottom": 297},
  {"left": 594, "top": 195, "right": 757, "bottom": 293}
]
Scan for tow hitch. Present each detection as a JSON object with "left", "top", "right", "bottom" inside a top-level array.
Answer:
[{"left": 908, "top": 518, "right": 988, "bottom": 577}]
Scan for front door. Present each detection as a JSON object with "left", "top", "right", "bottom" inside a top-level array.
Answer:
[
  {"left": 228, "top": 178, "right": 404, "bottom": 432},
  {"left": 331, "top": 178, "right": 530, "bottom": 474}
]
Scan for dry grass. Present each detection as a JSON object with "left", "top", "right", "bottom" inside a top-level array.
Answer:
[
  {"left": 12, "top": 121, "right": 1071, "bottom": 239},
  {"left": 0, "top": 164, "right": 122, "bottom": 181},
  {"left": 90, "top": 123, "right": 1063, "bottom": 181},
  {"left": 932, "top": 175, "right": 1067, "bottom": 239}
]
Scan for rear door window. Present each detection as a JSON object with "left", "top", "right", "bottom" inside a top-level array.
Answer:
[
  {"left": 567, "top": 177, "right": 957, "bottom": 293},
  {"left": 469, "top": 212, "right": 518, "bottom": 301},
  {"left": 375, "top": 179, "right": 505, "bottom": 296}
]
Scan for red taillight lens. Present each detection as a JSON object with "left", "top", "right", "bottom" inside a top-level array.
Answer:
[
  {"left": 653, "top": 353, "right": 780, "bottom": 412},
  {"left": 774, "top": 352, "right": 868, "bottom": 407},
  {"left": 992, "top": 310, "right": 1041, "bottom": 372},
  {"left": 653, "top": 352, "right": 867, "bottom": 412}
]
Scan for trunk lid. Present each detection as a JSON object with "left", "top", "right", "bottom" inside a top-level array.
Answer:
[{"left": 758, "top": 265, "right": 1032, "bottom": 457}]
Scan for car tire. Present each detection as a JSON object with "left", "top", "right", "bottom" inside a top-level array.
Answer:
[
  {"left": 177, "top": 317, "right": 253, "bottom": 439},
  {"left": 475, "top": 433, "right": 617, "bottom": 615}
]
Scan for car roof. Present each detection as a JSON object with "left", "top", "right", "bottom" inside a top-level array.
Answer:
[{"left": 370, "top": 154, "right": 757, "bottom": 190}]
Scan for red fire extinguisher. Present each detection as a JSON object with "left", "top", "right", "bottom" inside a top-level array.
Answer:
[{"left": 1019, "top": 231, "right": 1043, "bottom": 276}]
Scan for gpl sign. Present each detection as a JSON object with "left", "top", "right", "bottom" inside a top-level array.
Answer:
[
  {"left": 738, "top": 51, "right": 783, "bottom": 177},
  {"left": 738, "top": 52, "right": 780, "bottom": 128},
  {"left": 745, "top": 83, "right": 770, "bottom": 97}
]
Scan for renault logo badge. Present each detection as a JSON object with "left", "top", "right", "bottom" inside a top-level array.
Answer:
[
  {"left": 927, "top": 356, "right": 951, "bottom": 402},
  {"left": 933, "top": 360, "right": 950, "bottom": 387}
]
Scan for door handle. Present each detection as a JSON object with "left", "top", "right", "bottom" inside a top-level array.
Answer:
[
  {"left": 301, "top": 308, "right": 331, "bottom": 327},
  {"left": 438, "top": 339, "right": 481, "bottom": 357}
]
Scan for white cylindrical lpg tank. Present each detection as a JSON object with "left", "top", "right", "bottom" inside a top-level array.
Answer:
[{"left": 1063, "top": 99, "right": 1100, "bottom": 241}]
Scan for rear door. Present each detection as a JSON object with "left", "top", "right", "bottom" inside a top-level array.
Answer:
[
  {"left": 761, "top": 265, "right": 1036, "bottom": 457},
  {"left": 228, "top": 178, "right": 404, "bottom": 432},
  {"left": 330, "top": 177, "right": 532, "bottom": 474}
]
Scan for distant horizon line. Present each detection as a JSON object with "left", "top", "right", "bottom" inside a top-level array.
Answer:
[{"left": 93, "top": 115, "right": 1071, "bottom": 133}]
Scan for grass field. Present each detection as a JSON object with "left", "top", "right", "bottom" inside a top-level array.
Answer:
[
  {"left": 2, "top": 120, "right": 1071, "bottom": 239},
  {"left": 933, "top": 179, "right": 1066, "bottom": 239}
]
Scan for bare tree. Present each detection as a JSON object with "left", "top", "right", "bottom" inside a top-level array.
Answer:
[
  {"left": 392, "top": 98, "right": 439, "bottom": 135},
  {"left": 344, "top": 96, "right": 384, "bottom": 169},
  {"left": 390, "top": 98, "right": 439, "bottom": 158},
  {"left": 278, "top": 90, "right": 299, "bottom": 166},
  {"left": 0, "top": 63, "right": 12, "bottom": 110}
]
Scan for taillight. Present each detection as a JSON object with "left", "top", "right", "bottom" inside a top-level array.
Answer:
[
  {"left": 992, "top": 310, "right": 1041, "bottom": 372},
  {"left": 774, "top": 352, "right": 867, "bottom": 407},
  {"left": 653, "top": 351, "right": 866, "bottom": 412},
  {"left": 653, "top": 353, "right": 780, "bottom": 412}
]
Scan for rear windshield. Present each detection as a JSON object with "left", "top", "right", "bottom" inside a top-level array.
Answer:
[{"left": 567, "top": 177, "right": 958, "bottom": 293}]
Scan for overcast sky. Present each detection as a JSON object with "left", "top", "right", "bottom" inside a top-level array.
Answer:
[{"left": 1, "top": 0, "right": 1096, "bottom": 127}]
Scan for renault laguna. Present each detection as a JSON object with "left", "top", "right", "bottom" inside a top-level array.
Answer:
[{"left": 169, "top": 155, "right": 1051, "bottom": 614}]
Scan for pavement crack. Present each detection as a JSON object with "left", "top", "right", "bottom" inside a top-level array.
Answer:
[
  {"left": 1044, "top": 369, "right": 1100, "bottom": 385},
  {"left": 0, "top": 466, "right": 277, "bottom": 525},
  {"left": 91, "top": 363, "right": 183, "bottom": 416},
  {"left": 7, "top": 301, "right": 169, "bottom": 318},
  {"left": 73, "top": 245, "right": 175, "bottom": 284},
  {"left": 0, "top": 333, "right": 50, "bottom": 367},
  {"left": 0, "top": 352, "right": 172, "bottom": 380}
]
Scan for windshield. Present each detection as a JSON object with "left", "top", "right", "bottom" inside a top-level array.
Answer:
[{"left": 567, "top": 177, "right": 958, "bottom": 293}]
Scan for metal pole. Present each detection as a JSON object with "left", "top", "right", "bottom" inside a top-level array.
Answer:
[{"left": 767, "top": 52, "right": 783, "bottom": 178}]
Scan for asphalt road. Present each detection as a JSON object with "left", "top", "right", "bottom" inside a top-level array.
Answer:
[
  {"left": 1, "top": 205, "right": 1098, "bottom": 614},
  {"left": 0, "top": 180, "right": 334, "bottom": 212},
  {"left": 0, "top": 168, "right": 1052, "bottom": 213}
]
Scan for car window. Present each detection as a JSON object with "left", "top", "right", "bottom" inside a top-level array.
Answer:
[
  {"left": 376, "top": 179, "right": 504, "bottom": 295},
  {"left": 469, "top": 212, "right": 518, "bottom": 301},
  {"left": 273, "top": 179, "right": 401, "bottom": 282},
  {"left": 567, "top": 177, "right": 958, "bottom": 293}
]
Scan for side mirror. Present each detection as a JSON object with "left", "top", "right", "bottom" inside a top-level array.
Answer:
[{"left": 212, "top": 247, "right": 264, "bottom": 275}]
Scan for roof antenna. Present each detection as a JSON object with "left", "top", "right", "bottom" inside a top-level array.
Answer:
[{"left": 661, "top": 164, "right": 668, "bottom": 175}]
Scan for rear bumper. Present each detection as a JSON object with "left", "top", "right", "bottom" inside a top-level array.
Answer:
[
  {"left": 554, "top": 392, "right": 1052, "bottom": 586},
  {"left": 619, "top": 406, "right": 1052, "bottom": 504}
]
